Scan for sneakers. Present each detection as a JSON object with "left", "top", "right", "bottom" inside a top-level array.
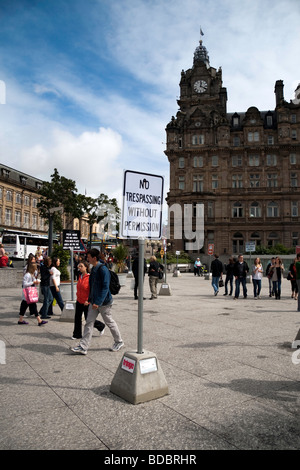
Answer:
[
  {"left": 38, "top": 320, "right": 48, "bottom": 326},
  {"left": 18, "top": 320, "right": 28, "bottom": 325},
  {"left": 70, "top": 345, "right": 87, "bottom": 355},
  {"left": 110, "top": 341, "right": 124, "bottom": 352},
  {"left": 99, "top": 326, "right": 105, "bottom": 336}
]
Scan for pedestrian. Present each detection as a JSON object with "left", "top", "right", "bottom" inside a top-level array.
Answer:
[
  {"left": 233, "top": 254, "right": 249, "bottom": 299},
  {"left": 47, "top": 257, "right": 64, "bottom": 316},
  {"left": 252, "top": 257, "right": 263, "bottom": 299},
  {"left": 148, "top": 255, "right": 163, "bottom": 299},
  {"left": 271, "top": 256, "right": 284, "bottom": 299},
  {"left": 73, "top": 253, "right": 79, "bottom": 280},
  {"left": 72, "top": 259, "right": 105, "bottom": 340},
  {"left": 295, "top": 253, "right": 300, "bottom": 312},
  {"left": 194, "top": 258, "right": 202, "bottom": 276},
  {"left": 211, "top": 254, "right": 223, "bottom": 296},
  {"left": 223, "top": 257, "right": 235, "bottom": 296},
  {"left": 132, "top": 253, "right": 147, "bottom": 300},
  {"left": 18, "top": 262, "right": 47, "bottom": 326},
  {"left": 0, "top": 252, "right": 9, "bottom": 268},
  {"left": 266, "top": 257, "right": 276, "bottom": 297},
  {"left": 287, "top": 258, "right": 298, "bottom": 300},
  {"left": 0, "top": 243, "right": 5, "bottom": 258},
  {"left": 71, "top": 248, "right": 124, "bottom": 355},
  {"left": 39, "top": 256, "right": 53, "bottom": 320}
]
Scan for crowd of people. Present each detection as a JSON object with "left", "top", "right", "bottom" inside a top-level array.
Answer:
[
  {"left": 210, "top": 253, "right": 300, "bottom": 309},
  {"left": 3, "top": 239, "right": 300, "bottom": 355}
]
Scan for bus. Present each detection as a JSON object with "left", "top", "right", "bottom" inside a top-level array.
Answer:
[{"left": 1, "top": 230, "right": 56, "bottom": 260}]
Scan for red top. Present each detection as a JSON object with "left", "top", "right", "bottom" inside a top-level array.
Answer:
[
  {"left": 0, "top": 255, "right": 8, "bottom": 267},
  {"left": 76, "top": 273, "right": 90, "bottom": 304}
]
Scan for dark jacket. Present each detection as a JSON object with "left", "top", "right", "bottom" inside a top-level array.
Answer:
[
  {"left": 89, "top": 261, "right": 112, "bottom": 306},
  {"left": 40, "top": 264, "right": 51, "bottom": 286},
  {"left": 132, "top": 256, "right": 147, "bottom": 278},
  {"left": 211, "top": 258, "right": 223, "bottom": 277},
  {"left": 233, "top": 261, "right": 249, "bottom": 278},
  {"left": 148, "top": 260, "right": 163, "bottom": 278},
  {"left": 225, "top": 263, "right": 235, "bottom": 279}
]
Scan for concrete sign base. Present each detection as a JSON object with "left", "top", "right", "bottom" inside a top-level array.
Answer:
[
  {"left": 159, "top": 283, "right": 172, "bottom": 296},
  {"left": 60, "top": 300, "right": 76, "bottom": 322},
  {"left": 110, "top": 350, "right": 169, "bottom": 405}
]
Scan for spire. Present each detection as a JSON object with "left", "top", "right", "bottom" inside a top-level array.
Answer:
[{"left": 193, "top": 28, "right": 209, "bottom": 68}]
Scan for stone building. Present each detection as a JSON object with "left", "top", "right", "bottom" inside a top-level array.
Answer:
[
  {"left": 0, "top": 163, "right": 90, "bottom": 240},
  {"left": 165, "top": 37, "right": 300, "bottom": 255}
]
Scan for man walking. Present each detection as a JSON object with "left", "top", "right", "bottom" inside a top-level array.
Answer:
[
  {"left": 233, "top": 254, "right": 249, "bottom": 299},
  {"left": 211, "top": 254, "right": 223, "bottom": 296},
  {"left": 71, "top": 248, "right": 124, "bottom": 355}
]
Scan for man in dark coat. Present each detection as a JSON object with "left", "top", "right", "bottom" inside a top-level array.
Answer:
[{"left": 233, "top": 254, "right": 249, "bottom": 299}]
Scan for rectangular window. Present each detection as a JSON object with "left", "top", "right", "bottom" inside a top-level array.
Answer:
[
  {"left": 208, "top": 201, "right": 214, "bottom": 218},
  {"left": 24, "top": 195, "right": 30, "bottom": 206},
  {"left": 248, "top": 132, "right": 259, "bottom": 142},
  {"left": 249, "top": 155, "right": 260, "bottom": 166},
  {"left": 23, "top": 212, "right": 30, "bottom": 228},
  {"left": 267, "top": 174, "right": 278, "bottom": 188},
  {"left": 292, "top": 130, "right": 297, "bottom": 140},
  {"left": 16, "top": 193, "right": 22, "bottom": 204},
  {"left": 292, "top": 202, "right": 298, "bottom": 217},
  {"left": 6, "top": 190, "right": 12, "bottom": 202},
  {"left": 290, "top": 153, "right": 297, "bottom": 164},
  {"left": 232, "top": 155, "right": 243, "bottom": 167},
  {"left": 266, "top": 154, "right": 277, "bottom": 166},
  {"left": 32, "top": 198, "right": 37, "bottom": 208},
  {"left": 178, "top": 176, "right": 185, "bottom": 190},
  {"left": 211, "top": 155, "right": 218, "bottom": 166},
  {"left": 193, "top": 175, "right": 203, "bottom": 192},
  {"left": 267, "top": 135, "right": 274, "bottom": 145},
  {"left": 233, "top": 136, "right": 240, "bottom": 147},
  {"left": 5, "top": 208, "right": 12, "bottom": 225},
  {"left": 15, "top": 210, "right": 21, "bottom": 227},
  {"left": 232, "top": 174, "right": 243, "bottom": 188},
  {"left": 291, "top": 173, "right": 298, "bottom": 187},
  {"left": 250, "top": 174, "right": 260, "bottom": 188},
  {"left": 291, "top": 114, "right": 297, "bottom": 123},
  {"left": 32, "top": 214, "right": 37, "bottom": 229},
  {"left": 193, "top": 156, "right": 203, "bottom": 167},
  {"left": 267, "top": 116, "right": 273, "bottom": 126},
  {"left": 178, "top": 157, "right": 185, "bottom": 168},
  {"left": 212, "top": 175, "right": 218, "bottom": 189}
]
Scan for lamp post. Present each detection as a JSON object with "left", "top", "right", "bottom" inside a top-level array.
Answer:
[{"left": 48, "top": 207, "right": 63, "bottom": 256}]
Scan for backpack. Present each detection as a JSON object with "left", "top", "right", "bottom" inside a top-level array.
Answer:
[
  {"left": 99, "top": 263, "right": 121, "bottom": 295},
  {"left": 109, "top": 269, "right": 121, "bottom": 295}
]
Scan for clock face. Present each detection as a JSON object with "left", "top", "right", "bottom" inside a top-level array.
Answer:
[{"left": 194, "top": 80, "right": 207, "bottom": 93}]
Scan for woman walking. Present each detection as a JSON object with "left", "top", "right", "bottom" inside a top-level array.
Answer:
[
  {"left": 48, "top": 257, "right": 64, "bottom": 316},
  {"left": 252, "top": 257, "right": 263, "bottom": 299},
  {"left": 72, "top": 260, "right": 105, "bottom": 339},
  {"left": 18, "top": 263, "right": 47, "bottom": 326}
]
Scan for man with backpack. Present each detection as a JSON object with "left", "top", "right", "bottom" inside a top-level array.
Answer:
[{"left": 71, "top": 248, "right": 124, "bottom": 355}]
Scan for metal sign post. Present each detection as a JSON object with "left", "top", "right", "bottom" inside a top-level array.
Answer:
[{"left": 110, "top": 169, "right": 169, "bottom": 404}]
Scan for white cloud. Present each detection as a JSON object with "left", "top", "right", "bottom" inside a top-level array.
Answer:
[{"left": 19, "top": 127, "right": 123, "bottom": 198}]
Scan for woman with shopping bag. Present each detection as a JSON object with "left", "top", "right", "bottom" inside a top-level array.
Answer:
[{"left": 18, "top": 263, "right": 48, "bottom": 326}]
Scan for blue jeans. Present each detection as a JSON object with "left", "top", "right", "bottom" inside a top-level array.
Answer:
[
  {"left": 235, "top": 277, "right": 247, "bottom": 298},
  {"left": 252, "top": 279, "right": 261, "bottom": 297},
  {"left": 48, "top": 286, "right": 64, "bottom": 314},
  {"left": 272, "top": 280, "right": 281, "bottom": 299},
  {"left": 40, "top": 286, "right": 53, "bottom": 318},
  {"left": 212, "top": 276, "right": 220, "bottom": 294}
]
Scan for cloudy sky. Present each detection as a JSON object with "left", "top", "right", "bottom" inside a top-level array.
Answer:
[{"left": 0, "top": 0, "right": 299, "bottom": 205}]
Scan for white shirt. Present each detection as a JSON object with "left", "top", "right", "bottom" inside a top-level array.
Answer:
[
  {"left": 50, "top": 266, "right": 61, "bottom": 287},
  {"left": 252, "top": 264, "right": 263, "bottom": 280}
]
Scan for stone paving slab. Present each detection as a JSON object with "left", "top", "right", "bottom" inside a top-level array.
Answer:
[{"left": 1, "top": 273, "right": 300, "bottom": 451}]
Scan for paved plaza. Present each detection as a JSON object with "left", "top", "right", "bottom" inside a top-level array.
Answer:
[{"left": 1, "top": 272, "right": 300, "bottom": 451}]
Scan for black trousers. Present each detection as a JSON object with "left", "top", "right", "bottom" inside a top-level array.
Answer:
[{"left": 72, "top": 301, "right": 105, "bottom": 339}]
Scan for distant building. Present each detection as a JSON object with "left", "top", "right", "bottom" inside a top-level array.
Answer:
[
  {"left": 0, "top": 164, "right": 47, "bottom": 235},
  {"left": 165, "top": 37, "right": 300, "bottom": 255},
  {"left": 0, "top": 163, "right": 90, "bottom": 240}
]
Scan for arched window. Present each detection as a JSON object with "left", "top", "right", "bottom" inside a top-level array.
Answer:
[
  {"left": 267, "top": 201, "right": 279, "bottom": 217},
  {"left": 268, "top": 232, "right": 279, "bottom": 247},
  {"left": 232, "top": 232, "right": 244, "bottom": 254},
  {"left": 232, "top": 202, "right": 243, "bottom": 218},
  {"left": 250, "top": 232, "right": 261, "bottom": 247},
  {"left": 250, "top": 202, "right": 261, "bottom": 218}
]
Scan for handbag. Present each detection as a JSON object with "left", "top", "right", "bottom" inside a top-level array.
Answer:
[
  {"left": 23, "top": 286, "right": 39, "bottom": 304},
  {"left": 219, "top": 279, "right": 224, "bottom": 287}
]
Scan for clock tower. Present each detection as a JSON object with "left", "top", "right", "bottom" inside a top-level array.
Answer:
[{"left": 165, "top": 34, "right": 300, "bottom": 259}]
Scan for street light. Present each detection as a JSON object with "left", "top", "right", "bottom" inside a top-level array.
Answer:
[{"left": 48, "top": 206, "right": 63, "bottom": 256}]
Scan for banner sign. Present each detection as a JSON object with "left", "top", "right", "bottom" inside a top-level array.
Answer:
[{"left": 62, "top": 230, "right": 81, "bottom": 251}]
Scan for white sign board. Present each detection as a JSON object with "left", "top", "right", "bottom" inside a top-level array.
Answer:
[
  {"left": 139, "top": 357, "right": 158, "bottom": 375},
  {"left": 121, "top": 170, "right": 164, "bottom": 240},
  {"left": 246, "top": 241, "right": 256, "bottom": 252}
]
